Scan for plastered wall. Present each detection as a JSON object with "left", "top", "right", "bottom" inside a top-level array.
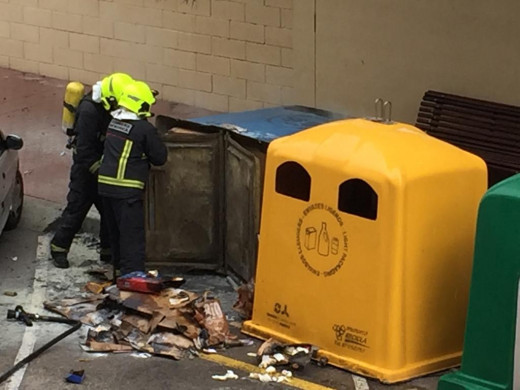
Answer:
[
  {"left": 294, "top": 0, "right": 520, "bottom": 123},
  {"left": 2, "top": 0, "right": 519, "bottom": 122},
  {"left": 0, "top": 0, "right": 294, "bottom": 112}
]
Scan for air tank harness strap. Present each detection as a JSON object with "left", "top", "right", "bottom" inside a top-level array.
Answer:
[{"left": 63, "top": 101, "right": 76, "bottom": 114}]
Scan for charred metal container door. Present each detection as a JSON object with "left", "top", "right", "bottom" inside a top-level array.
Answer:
[
  {"left": 224, "top": 135, "right": 262, "bottom": 280},
  {"left": 145, "top": 128, "right": 223, "bottom": 268},
  {"left": 193, "top": 106, "right": 346, "bottom": 281}
]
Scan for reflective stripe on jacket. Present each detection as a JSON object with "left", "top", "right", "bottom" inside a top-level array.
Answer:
[{"left": 98, "top": 118, "right": 167, "bottom": 199}]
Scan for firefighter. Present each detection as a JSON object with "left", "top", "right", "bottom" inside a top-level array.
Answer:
[
  {"left": 50, "top": 73, "right": 134, "bottom": 269},
  {"left": 98, "top": 81, "right": 167, "bottom": 276}
]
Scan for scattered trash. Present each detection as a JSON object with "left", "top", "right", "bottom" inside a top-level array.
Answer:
[
  {"left": 3, "top": 291, "right": 17, "bottom": 297},
  {"left": 281, "top": 370, "right": 293, "bottom": 377},
  {"left": 249, "top": 372, "right": 290, "bottom": 383},
  {"left": 11, "top": 256, "right": 17, "bottom": 262},
  {"left": 256, "top": 338, "right": 318, "bottom": 370},
  {"left": 130, "top": 352, "right": 151, "bottom": 359},
  {"left": 82, "top": 327, "right": 133, "bottom": 353},
  {"left": 265, "top": 366, "right": 276, "bottom": 374},
  {"left": 250, "top": 372, "right": 271, "bottom": 383},
  {"left": 84, "top": 281, "right": 112, "bottom": 295},
  {"left": 81, "top": 341, "right": 133, "bottom": 353},
  {"left": 60, "top": 151, "right": 66, "bottom": 156},
  {"left": 259, "top": 354, "right": 278, "bottom": 368},
  {"left": 65, "top": 369, "right": 85, "bottom": 384},
  {"left": 23, "top": 170, "right": 32, "bottom": 175},
  {"left": 148, "top": 332, "right": 194, "bottom": 350},
  {"left": 233, "top": 280, "right": 254, "bottom": 319},
  {"left": 212, "top": 370, "right": 238, "bottom": 381},
  {"left": 169, "top": 290, "right": 191, "bottom": 306},
  {"left": 257, "top": 338, "right": 282, "bottom": 356},
  {"left": 352, "top": 375, "right": 370, "bottom": 390},
  {"left": 44, "top": 284, "right": 236, "bottom": 361},
  {"left": 247, "top": 352, "right": 257, "bottom": 357},
  {"left": 193, "top": 292, "right": 237, "bottom": 346},
  {"left": 84, "top": 308, "right": 121, "bottom": 327},
  {"left": 121, "top": 314, "right": 151, "bottom": 334},
  {"left": 239, "top": 338, "right": 255, "bottom": 346},
  {"left": 44, "top": 295, "right": 107, "bottom": 323}
]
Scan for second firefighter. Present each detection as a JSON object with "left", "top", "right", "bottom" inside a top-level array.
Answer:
[{"left": 98, "top": 81, "right": 167, "bottom": 276}]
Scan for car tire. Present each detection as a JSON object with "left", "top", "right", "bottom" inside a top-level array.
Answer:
[{"left": 4, "top": 170, "right": 24, "bottom": 231}]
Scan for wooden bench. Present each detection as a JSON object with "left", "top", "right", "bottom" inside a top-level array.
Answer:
[{"left": 415, "top": 90, "right": 520, "bottom": 186}]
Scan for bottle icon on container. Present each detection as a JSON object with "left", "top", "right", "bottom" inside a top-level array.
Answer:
[{"left": 318, "top": 222, "right": 330, "bottom": 256}]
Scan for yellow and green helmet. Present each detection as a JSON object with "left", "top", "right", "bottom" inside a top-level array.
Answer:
[
  {"left": 118, "top": 81, "right": 156, "bottom": 118},
  {"left": 100, "top": 72, "right": 134, "bottom": 111}
]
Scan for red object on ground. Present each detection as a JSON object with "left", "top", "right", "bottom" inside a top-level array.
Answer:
[
  {"left": 117, "top": 275, "right": 164, "bottom": 294},
  {"left": 117, "top": 274, "right": 185, "bottom": 294}
]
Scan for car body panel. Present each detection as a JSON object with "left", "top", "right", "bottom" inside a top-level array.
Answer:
[{"left": 0, "top": 131, "right": 23, "bottom": 231}]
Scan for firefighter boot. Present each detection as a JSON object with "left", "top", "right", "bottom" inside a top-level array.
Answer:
[
  {"left": 50, "top": 243, "right": 70, "bottom": 269},
  {"left": 51, "top": 250, "right": 70, "bottom": 269}
]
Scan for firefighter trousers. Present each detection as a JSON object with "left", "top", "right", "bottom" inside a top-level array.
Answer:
[
  {"left": 102, "top": 197, "right": 145, "bottom": 275},
  {"left": 51, "top": 186, "right": 109, "bottom": 255}
]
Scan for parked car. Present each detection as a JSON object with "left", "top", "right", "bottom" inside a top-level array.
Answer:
[{"left": 0, "top": 132, "right": 23, "bottom": 231}]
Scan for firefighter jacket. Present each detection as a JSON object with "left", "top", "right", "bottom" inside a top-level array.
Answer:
[
  {"left": 98, "top": 118, "right": 167, "bottom": 199},
  {"left": 70, "top": 93, "right": 111, "bottom": 191}
]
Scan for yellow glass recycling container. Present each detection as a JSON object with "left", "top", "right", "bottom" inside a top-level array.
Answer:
[{"left": 242, "top": 118, "right": 487, "bottom": 383}]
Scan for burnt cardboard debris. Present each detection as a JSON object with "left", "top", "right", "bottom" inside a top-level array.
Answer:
[
  {"left": 232, "top": 280, "right": 254, "bottom": 320},
  {"left": 45, "top": 285, "right": 237, "bottom": 360}
]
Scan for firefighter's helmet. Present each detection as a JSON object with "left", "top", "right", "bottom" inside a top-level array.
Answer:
[
  {"left": 118, "top": 81, "right": 156, "bottom": 118},
  {"left": 100, "top": 72, "right": 134, "bottom": 111}
]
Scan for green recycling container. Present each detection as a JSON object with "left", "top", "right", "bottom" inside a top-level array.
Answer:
[{"left": 438, "top": 174, "right": 520, "bottom": 390}]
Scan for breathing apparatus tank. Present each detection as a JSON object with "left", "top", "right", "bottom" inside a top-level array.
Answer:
[{"left": 62, "top": 82, "right": 84, "bottom": 147}]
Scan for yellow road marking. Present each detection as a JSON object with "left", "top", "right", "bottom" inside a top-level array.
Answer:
[{"left": 200, "top": 353, "right": 336, "bottom": 390}]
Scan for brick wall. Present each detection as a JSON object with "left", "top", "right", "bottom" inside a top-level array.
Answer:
[{"left": 0, "top": 0, "right": 294, "bottom": 112}]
